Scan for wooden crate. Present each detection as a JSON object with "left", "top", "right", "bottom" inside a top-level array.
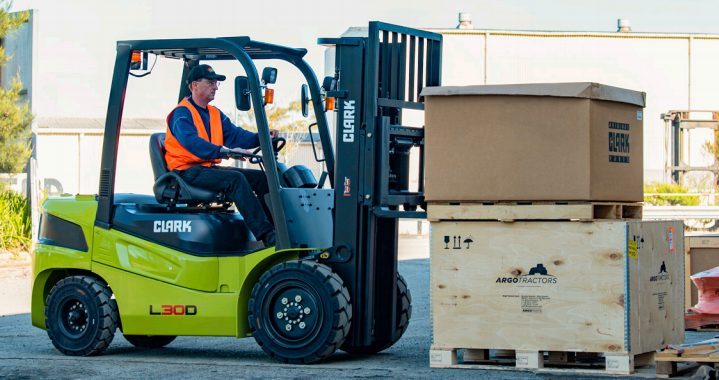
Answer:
[
  {"left": 430, "top": 220, "right": 685, "bottom": 374},
  {"left": 427, "top": 201, "right": 642, "bottom": 222},
  {"left": 685, "top": 235, "right": 719, "bottom": 311}
]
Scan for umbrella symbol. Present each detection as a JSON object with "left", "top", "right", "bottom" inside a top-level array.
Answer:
[{"left": 463, "top": 238, "right": 473, "bottom": 249}]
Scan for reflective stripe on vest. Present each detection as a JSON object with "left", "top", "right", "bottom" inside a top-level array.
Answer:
[{"left": 164, "top": 98, "right": 224, "bottom": 171}]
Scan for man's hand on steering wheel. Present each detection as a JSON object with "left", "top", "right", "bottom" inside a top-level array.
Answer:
[
  {"left": 270, "top": 129, "right": 280, "bottom": 139},
  {"left": 220, "top": 147, "right": 255, "bottom": 161}
]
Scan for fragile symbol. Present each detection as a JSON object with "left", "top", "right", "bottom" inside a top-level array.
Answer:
[
  {"left": 444, "top": 235, "right": 473, "bottom": 249},
  {"left": 444, "top": 235, "right": 474, "bottom": 249}
]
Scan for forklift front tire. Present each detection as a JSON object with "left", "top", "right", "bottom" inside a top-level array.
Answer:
[
  {"left": 248, "top": 261, "right": 351, "bottom": 363},
  {"left": 123, "top": 334, "right": 176, "bottom": 348},
  {"left": 45, "top": 276, "right": 118, "bottom": 356}
]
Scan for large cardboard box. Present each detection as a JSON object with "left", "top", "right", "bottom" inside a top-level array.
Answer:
[
  {"left": 430, "top": 220, "right": 684, "bottom": 358},
  {"left": 422, "top": 83, "right": 646, "bottom": 202}
]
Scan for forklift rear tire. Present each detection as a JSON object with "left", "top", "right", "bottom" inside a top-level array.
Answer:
[
  {"left": 248, "top": 261, "right": 351, "bottom": 363},
  {"left": 45, "top": 276, "right": 118, "bottom": 356},
  {"left": 340, "top": 273, "right": 411, "bottom": 355},
  {"left": 123, "top": 334, "right": 177, "bottom": 348}
]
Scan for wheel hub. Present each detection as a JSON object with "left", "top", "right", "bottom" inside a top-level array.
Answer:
[
  {"left": 267, "top": 286, "right": 321, "bottom": 344},
  {"left": 61, "top": 300, "right": 88, "bottom": 336}
]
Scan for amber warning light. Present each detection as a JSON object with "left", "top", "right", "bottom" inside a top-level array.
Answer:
[
  {"left": 264, "top": 88, "right": 274, "bottom": 105},
  {"left": 325, "top": 97, "right": 335, "bottom": 111}
]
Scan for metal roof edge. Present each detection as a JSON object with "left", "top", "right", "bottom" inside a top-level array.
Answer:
[{"left": 429, "top": 28, "right": 719, "bottom": 39}]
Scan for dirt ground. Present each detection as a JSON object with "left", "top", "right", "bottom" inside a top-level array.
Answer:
[{"left": 0, "top": 251, "right": 31, "bottom": 316}]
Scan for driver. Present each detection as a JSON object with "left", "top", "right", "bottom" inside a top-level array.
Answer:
[{"left": 165, "top": 64, "right": 278, "bottom": 247}]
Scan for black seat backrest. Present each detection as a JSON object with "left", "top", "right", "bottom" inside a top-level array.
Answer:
[
  {"left": 149, "top": 133, "right": 168, "bottom": 180},
  {"left": 148, "top": 132, "right": 226, "bottom": 206}
]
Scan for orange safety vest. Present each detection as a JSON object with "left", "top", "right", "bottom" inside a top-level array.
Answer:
[{"left": 164, "top": 98, "right": 224, "bottom": 171}]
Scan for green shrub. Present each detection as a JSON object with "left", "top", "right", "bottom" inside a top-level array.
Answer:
[
  {"left": 0, "top": 190, "right": 30, "bottom": 251},
  {"left": 643, "top": 182, "right": 700, "bottom": 206}
]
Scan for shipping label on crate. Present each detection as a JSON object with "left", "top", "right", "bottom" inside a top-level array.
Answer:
[{"left": 495, "top": 263, "right": 558, "bottom": 314}]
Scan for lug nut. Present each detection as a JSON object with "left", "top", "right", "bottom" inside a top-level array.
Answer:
[
  {"left": 299, "top": 322, "right": 306, "bottom": 329},
  {"left": 295, "top": 295, "right": 302, "bottom": 303},
  {"left": 285, "top": 324, "right": 292, "bottom": 331},
  {"left": 281, "top": 297, "right": 288, "bottom": 305},
  {"left": 304, "top": 307, "right": 311, "bottom": 315},
  {"left": 276, "top": 312, "right": 284, "bottom": 319}
]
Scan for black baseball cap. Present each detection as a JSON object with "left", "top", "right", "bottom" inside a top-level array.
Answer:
[{"left": 187, "top": 64, "right": 226, "bottom": 84}]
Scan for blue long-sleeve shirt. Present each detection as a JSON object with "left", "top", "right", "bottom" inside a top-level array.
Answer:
[{"left": 168, "top": 97, "right": 260, "bottom": 160}]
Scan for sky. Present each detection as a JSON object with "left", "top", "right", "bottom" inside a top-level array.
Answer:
[{"left": 8, "top": 0, "right": 719, "bottom": 119}]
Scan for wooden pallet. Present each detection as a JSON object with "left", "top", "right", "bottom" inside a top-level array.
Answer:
[
  {"left": 655, "top": 339, "right": 719, "bottom": 377},
  {"left": 427, "top": 201, "right": 643, "bottom": 222},
  {"left": 429, "top": 346, "right": 655, "bottom": 375}
]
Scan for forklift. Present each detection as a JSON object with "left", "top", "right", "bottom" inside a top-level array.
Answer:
[{"left": 31, "top": 22, "right": 441, "bottom": 363}]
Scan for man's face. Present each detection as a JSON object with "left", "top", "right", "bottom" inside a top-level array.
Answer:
[{"left": 191, "top": 78, "right": 219, "bottom": 103}]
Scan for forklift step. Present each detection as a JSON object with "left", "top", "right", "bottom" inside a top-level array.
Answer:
[{"left": 426, "top": 201, "right": 642, "bottom": 222}]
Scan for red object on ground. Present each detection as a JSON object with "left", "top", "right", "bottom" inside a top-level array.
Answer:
[
  {"left": 690, "top": 267, "right": 719, "bottom": 315},
  {"left": 686, "top": 266, "right": 719, "bottom": 329}
]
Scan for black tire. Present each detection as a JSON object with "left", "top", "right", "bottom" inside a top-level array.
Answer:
[
  {"left": 45, "top": 275, "right": 118, "bottom": 356},
  {"left": 248, "top": 261, "right": 352, "bottom": 364},
  {"left": 124, "top": 334, "right": 176, "bottom": 348},
  {"left": 340, "top": 273, "right": 411, "bottom": 355}
]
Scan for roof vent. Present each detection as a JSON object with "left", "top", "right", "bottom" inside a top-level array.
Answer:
[
  {"left": 457, "top": 12, "right": 473, "bottom": 29},
  {"left": 617, "top": 18, "right": 632, "bottom": 32}
]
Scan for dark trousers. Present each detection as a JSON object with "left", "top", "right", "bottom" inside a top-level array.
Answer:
[{"left": 176, "top": 165, "right": 273, "bottom": 239}]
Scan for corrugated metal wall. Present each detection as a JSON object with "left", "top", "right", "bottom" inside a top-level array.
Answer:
[{"left": 36, "top": 129, "right": 327, "bottom": 195}]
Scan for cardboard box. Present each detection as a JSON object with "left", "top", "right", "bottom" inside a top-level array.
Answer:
[
  {"left": 684, "top": 235, "right": 719, "bottom": 310},
  {"left": 431, "top": 220, "right": 684, "bottom": 357},
  {"left": 422, "top": 83, "right": 646, "bottom": 202}
]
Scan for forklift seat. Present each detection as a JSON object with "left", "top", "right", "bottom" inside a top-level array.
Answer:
[{"left": 149, "top": 133, "right": 226, "bottom": 206}]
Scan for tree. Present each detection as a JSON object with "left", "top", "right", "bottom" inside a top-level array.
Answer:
[
  {"left": 235, "top": 100, "right": 317, "bottom": 162},
  {"left": 0, "top": 3, "right": 31, "bottom": 174}
]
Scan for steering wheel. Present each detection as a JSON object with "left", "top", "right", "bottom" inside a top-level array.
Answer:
[{"left": 248, "top": 136, "right": 286, "bottom": 165}]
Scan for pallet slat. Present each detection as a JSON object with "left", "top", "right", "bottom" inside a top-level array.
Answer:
[
  {"left": 427, "top": 202, "right": 643, "bottom": 222},
  {"left": 429, "top": 347, "right": 650, "bottom": 375},
  {"left": 655, "top": 339, "right": 719, "bottom": 377}
]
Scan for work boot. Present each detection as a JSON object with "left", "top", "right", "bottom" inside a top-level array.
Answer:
[{"left": 261, "top": 231, "right": 276, "bottom": 247}]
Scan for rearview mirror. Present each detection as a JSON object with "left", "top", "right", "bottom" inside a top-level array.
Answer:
[
  {"left": 234, "top": 76, "right": 251, "bottom": 111},
  {"left": 300, "top": 84, "right": 309, "bottom": 118},
  {"left": 322, "top": 76, "right": 337, "bottom": 92},
  {"left": 262, "top": 67, "right": 277, "bottom": 84}
]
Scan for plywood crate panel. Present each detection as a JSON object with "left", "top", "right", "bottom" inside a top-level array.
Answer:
[
  {"left": 430, "top": 220, "right": 684, "bottom": 355},
  {"left": 685, "top": 235, "right": 719, "bottom": 310}
]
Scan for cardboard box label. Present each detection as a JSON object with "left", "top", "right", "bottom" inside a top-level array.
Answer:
[{"left": 608, "top": 121, "right": 631, "bottom": 164}]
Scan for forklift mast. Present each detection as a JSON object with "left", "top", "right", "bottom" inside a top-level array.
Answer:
[{"left": 319, "top": 22, "right": 442, "bottom": 348}]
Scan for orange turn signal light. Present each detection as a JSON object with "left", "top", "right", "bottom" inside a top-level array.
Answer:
[
  {"left": 325, "top": 97, "right": 335, "bottom": 111},
  {"left": 131, "top": 51, "right": 142, "bottom": 63},
  {"left": 264, "top": 88, "right": 274, "bottom": 104}
]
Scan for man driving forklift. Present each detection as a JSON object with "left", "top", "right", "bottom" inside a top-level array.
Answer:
[{"left": 166, "top": 64, "right": 278, "bottom": 246}]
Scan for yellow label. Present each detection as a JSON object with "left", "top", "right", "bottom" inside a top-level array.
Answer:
[{"left": 628, "top": 240, "right": 638, "bottom": 259}]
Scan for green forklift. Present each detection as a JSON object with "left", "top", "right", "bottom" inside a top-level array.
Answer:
[{"left": 31, "top": 22, "right": 441, "bottom": 363}]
